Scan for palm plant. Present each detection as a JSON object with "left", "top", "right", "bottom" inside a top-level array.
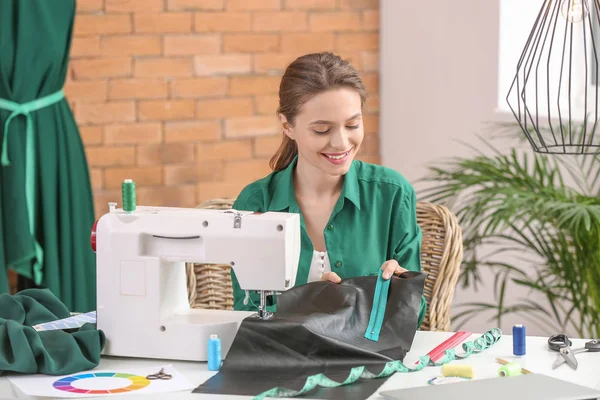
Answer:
[{"left": 419, "top": 125, "right": 600, "bottom": 338}]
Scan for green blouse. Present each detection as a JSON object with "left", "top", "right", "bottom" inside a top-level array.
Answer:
[{"left": 231, "top": 156, "right": 427, "bottom": 328}]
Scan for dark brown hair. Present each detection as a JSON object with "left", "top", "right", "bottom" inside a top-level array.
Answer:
[{"left": 269, "top": 52, "right": 367, "bottom": 171}]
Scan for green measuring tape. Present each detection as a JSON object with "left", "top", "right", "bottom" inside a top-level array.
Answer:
[{"left": 251, "top": 328, "right": 503, "bottom": 400}]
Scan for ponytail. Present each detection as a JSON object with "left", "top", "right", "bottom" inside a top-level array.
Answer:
[{"left": 269, "top": 134, "right": 297, "bottom": 171}]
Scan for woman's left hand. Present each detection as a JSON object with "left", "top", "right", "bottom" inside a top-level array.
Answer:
[{"left": 381, "top": 259, "right": 408, "bottom": 280}]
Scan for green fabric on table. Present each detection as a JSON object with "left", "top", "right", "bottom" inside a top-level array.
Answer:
[
  {"left": 0, "top": 0, "right": 97, "bottom": 312},
  {"left": 0, "top": 289, "right": 105, "bottom": 376}
]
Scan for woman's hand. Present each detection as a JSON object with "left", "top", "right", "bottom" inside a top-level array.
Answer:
[
  {"left": 321, "top": 271, "right": 342, "bottom": 283},
  {"left": 381, "top": 259, "right": 407, "bottom": 280}
]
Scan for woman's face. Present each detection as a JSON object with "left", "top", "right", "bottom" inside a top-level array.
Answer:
[{"left": 282, "top": 87, "right": 364, "bottom": 177}]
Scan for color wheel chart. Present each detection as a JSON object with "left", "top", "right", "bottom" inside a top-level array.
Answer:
[{"left": 52, "top": 372, "right": 150, "bottom": 395}]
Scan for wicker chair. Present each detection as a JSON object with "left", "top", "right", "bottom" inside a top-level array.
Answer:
[{"left": 186, "top": 198, "right": 463, "bottom": 331}]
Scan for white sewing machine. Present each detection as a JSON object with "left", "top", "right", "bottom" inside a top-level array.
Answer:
[{"left": 93, "top": 201, "right": 300, "bottom": 362}]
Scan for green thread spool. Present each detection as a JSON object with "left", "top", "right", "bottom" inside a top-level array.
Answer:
[
  {"left": 498, "top": 361, "right": 522, "bottom": 377},
  {"left": 122, "top": 179, "right": 136, "bottom": 213}
]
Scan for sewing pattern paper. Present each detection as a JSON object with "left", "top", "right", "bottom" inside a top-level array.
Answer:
[{"left": 8, "top": 364, "right": 194, "bottom": 397}]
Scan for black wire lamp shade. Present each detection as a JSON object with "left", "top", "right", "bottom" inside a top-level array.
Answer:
[{"left": 507, "top": 0, "right": 600, "bottom": 154}]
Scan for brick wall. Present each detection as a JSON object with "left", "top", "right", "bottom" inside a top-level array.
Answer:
[{"left": 68, "top": 0, "right": 381, "bottom": 219}]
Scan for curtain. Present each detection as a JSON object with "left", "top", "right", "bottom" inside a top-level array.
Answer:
[{"left": 0, "top": 0, "right": 96, "bottom": 312}]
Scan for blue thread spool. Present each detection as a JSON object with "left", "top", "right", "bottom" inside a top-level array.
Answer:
[
  {"left": 208, "top": 334, "right": 222, "bottom": 371},
  {"left": 513, "top": 324, "right": 526, "bottom": 356}
]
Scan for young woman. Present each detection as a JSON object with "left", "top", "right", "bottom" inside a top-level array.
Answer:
[{"left": 231, "top": 52, "right": 427, "bottom": 327}]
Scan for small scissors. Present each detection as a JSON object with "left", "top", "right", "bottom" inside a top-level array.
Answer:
[
  {"left": 146, "top": 367, "right": 172, "bottom": 380},
  {"left": 548, "top": 334, "right": 600, "bottom": 370}
]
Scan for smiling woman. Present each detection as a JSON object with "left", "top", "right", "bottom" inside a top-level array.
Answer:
[{"left": 230, "top": 52, "right": 428, "bottom": 328}]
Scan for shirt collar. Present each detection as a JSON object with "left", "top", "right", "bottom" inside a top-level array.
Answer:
[{"left": 268, "top": 155, "right": 361, "bottom": 212}]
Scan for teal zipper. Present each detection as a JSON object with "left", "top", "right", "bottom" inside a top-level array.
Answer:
[{"left": 364, "top": 269, "right": 391, "bottom": 341}]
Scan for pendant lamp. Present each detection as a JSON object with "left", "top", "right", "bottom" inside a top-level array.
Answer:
[{"left": 506, "top": 0, "right": 600, "bottom": 154}]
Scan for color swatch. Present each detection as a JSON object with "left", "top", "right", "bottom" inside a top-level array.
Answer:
[
  {"left": 52, "top": 372, "right": 150, "bottom": 394},
  {"left": 33, "top": 311, "right": 97, "bottom": 332},
  {"left": 9, "top": 364, "right": 195, "bottom": 398}
]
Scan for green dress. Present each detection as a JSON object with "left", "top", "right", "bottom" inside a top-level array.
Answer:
[{"left": 0, "top": 0, "right": 96, "bottom": 312}]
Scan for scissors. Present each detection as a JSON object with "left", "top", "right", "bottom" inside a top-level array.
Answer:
[
  {"left": 146, "top": 367, "right": 172, "bottom": 380},
  {"left": 548, "top": 334, "right": 600, "bottom": 370}
]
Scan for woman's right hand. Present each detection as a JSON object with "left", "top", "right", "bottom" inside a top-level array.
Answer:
[{"left": 321, "top": 271, "right": 342, "bottom": 283}]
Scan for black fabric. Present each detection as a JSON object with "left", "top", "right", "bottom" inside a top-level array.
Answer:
[{"left": 194, "top": 271, "right": 426, "bottom": 399}]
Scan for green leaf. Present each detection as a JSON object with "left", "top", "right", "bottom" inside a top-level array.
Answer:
[{"left": 420, "top": 128, "right": 600, "bottom": 337}]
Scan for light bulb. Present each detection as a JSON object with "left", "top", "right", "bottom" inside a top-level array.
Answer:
[{"left": 561, "top": 0, "right": 589, "bottom": 23}]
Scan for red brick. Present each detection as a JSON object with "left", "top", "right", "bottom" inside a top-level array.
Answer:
[
  {"left": 193, "top": 54, "right": 252, "bottom": 76},
  {"left": 136, "top": 145, "right": 162, "bottom": 165},
  {"left": 134, "top": 58, "right": 193, "bottom": 78},
  {"left": 170, "top": 77, "right": 228, "bottom": 98},
  {"left": 104, "top": 166, "right": 163, "bottom": 189},
  {"left": 194, "top": 12, "right": 251, "bottom": 32},
  {"left": 361, "top": 51, "right": 379, "bottom": 72},
  {"left": 136, "top": 185, "right": 197, "bottom": 208},
  {"left": 362, "top": 10, "right": 379, "bottom": 30},
  {"left": 362, "top": 113, "right": 379, "bottom": 134},
  {"left": 336, "top": 33, "right": 378, "bottom": 51},
  {"left": 86, "top": 146, "right": 136, "bottom": 167},
  {"left": 253, "top": 53, "right": 297, "bottom": 73},
  {"left": 223, "top": 34, "right": 279, "bottom": 53},
  {"left": 281, "top": 33, "right": 334, "bottom": 53},
  {"left": 253, "top": 12, "right": 307, "bottom": 32},
  {"left": 135, "top": 13, "right": 193, "bottom": 33},
  {"left": 196, "top": 181, "right": 247, "bottom": 202},
  {"left": 195, "top": 140, "right": 253, "bottom": 161},
  {"left": 253, "top": 135, "right": 282, "bottom": 157},
  {"left": 254, "top": 95, "right": 279, "bottom": 115},
  {"left": 101, "top": 36, "right": 162, "bottom": 57},
  {"left": 165, "top": 121, "right": 221, "bottom": 142},
  {"left": 71, "top": 58, "right": 132, "bottom": 79},
  {"left": 284, "top": 0, "right": 336, "bottom": 9},
  {"left": 74, "top": 15, "right": 132, "bottom": 36},
  {"left": 164, "top": 35, "right": 221, "bottom": 56},
  {"left": 64, "top": 80, "right": 107, "bottom": 103},
  {"left": 90, "top": 168, "right": 103, "bottom": 190},
  {"left": 357, "top": 132, "right": 379, "bottom": 156},
  {"left": 94, "top": 191, "right": 120, "bottom": 219},
  {"left": 309, "top": 12, "right": 361, "bottom": 32},
  {"left": 109, "top": 79, "right": 169, "bottom": 99},
  {"left": 167, "top": 0, "right": 224, "bottom": 10},
  {"left": 76, "top": 102, "right": 136, "bottom": 124},
  {"left": 105, "top": 123, "right": 163, "bottom": 144},
  {"left": 105, "top": 0, "right": 163, "bottom": 12},
  {"left": 80, "top": 126, "right": 104, "bottom": 146},
  {"left": 336, "top": 50, "right": 362, "bottom": 69},
  {"left": 196, "top": 98, "right": 253, "bottom": 118},
  {"left": 70, "top": 37, "right": 100, "bottom": 57},
  {"left": 164, "top": 162, "right": 225, "bottom": 185},
  {"left": 224, "top": 116, "right": 279, "bottom": 138},
  {"left": 229, "top": 76, "right": 280, "bottom": 96},
  {"left": 362, "top": 72, "right": 378, "bottom": 94},
  {"left": 77, "top": 0, "right": 104, "bottom": 12},
  {"left": 226, "top": 0, "right": 281, "bottom": 10},
  {"left": 138, "top": 100, "right": 196, "bottom": 121},
  {"left": 356, "top": 154, "right": 380, "bottom": 165},
  {"left": 223, "top": 159, "right": 272, "bottom": 181},
  {"left": 137, "top": 143, "right": 195, "bottom": 165},
  {"left": 338, "top": 0, "right": 379, "bottom": 8},
  {"left": 365, "top": 93, "right": 379, "bottom": 112}
]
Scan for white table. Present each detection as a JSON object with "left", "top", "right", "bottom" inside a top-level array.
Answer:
[{"left": 2, "top": 331, "right": 599, "bottom": 399}]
